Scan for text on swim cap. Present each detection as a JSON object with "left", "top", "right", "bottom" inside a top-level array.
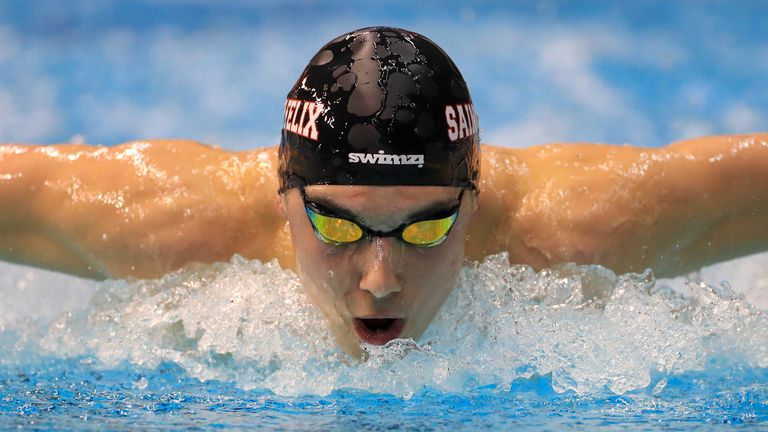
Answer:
[
  {"left": 445, "top": 103, "right": 478, "bottom": 142},
  {"left": 348, "top": 150, "right": 424, "bottom": 168},
  {"left": 283, "top": 99, "right": 324, "bottom": 141}
]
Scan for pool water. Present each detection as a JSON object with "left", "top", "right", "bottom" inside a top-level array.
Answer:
[
  {"left": 1, "top": 253, "right": 767, "bottom": 430},
  {"left": 2, "top": 360, "right": 766, "bottom": 430}
]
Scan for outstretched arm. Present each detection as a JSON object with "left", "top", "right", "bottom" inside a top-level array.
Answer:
[
  {"left": 0, "top": 140, "right": 290, "bottom": 279},
  {"left": 469, "top": 134, "right": 768, "bottom": 277}
]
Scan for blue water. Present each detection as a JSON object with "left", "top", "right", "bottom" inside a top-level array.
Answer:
[
  {"left": 1, "top": 254, "right": 768, "bottom": 430},
  {"left": 2, "top": 360, "right": 766, "bottom": 430}
]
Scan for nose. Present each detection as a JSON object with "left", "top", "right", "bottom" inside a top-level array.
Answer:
[{"left": 358, "top": 237, "right": 402, "bottom": 299}]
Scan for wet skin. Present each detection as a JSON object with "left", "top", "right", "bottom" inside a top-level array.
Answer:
[
  {"left": 2, "top": 137, "right": 768, "bottom": 282},
  {"left": 2, "top": 136, "right": 768, "bottom": 359},
  {"left": 279, "top": 185, "right": 478, "bottom": 359}
]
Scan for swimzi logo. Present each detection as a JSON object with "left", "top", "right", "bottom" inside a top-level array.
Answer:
[{"left": 348, "top": 150, "right": 424, "bottom": 168}]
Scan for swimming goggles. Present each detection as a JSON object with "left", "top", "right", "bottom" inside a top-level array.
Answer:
[{"left": 301, "top": 188, "right": 464, "bottom": 247}]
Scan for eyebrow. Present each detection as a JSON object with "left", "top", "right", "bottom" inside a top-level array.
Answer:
[{"left": 304, "top": 193, "right": 461, "bottom": 223}]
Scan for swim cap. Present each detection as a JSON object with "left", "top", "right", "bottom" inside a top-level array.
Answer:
[{"left": 278, "top": 26, "right": 480, "bottom": 192}]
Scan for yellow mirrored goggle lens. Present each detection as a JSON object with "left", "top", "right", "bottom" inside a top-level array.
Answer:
[
  {"left": 307, "top": 206, "right": 458, "bottom": 246},
  {"left": 308, "top": 210, "right": 363, "bottom": 243},
  {"left": 401, "top": 214, "right": 457, "bottom": 246}
]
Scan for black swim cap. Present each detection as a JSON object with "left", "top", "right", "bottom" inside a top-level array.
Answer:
[{"left": 278, "top": 26, "right": 480, "bottom": 192}]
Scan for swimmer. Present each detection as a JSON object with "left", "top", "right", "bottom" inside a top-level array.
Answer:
[{"left": 1, "top": 27, "right": 767, "bottom": 358}]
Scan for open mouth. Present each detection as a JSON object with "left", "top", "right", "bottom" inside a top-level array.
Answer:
[{"left": 353, "top": 318, "right": 406, "bottom": 345}]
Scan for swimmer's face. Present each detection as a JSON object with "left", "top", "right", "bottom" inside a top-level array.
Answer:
[{"left": 279, "top": 185, "right": 477, "bottom": 359}]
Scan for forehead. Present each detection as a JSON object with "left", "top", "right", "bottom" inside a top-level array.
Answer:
[{"left": 302, "top": 185, "right": 461, "bottom": 219}]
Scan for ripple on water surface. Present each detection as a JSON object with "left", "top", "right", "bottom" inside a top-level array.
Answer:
[{"left": 1, "top": 253, "right": 767, "bottom": 429}]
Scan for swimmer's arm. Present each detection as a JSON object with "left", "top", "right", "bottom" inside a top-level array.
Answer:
[
  {"left": 648, "top": 134, "right": 768, "bottom": 276},
  {"left": 472, "top": 134, "right": 768, "bottom": 277},
  {"left": 0, "top": 140, "right": 289, "bottom": 280}
]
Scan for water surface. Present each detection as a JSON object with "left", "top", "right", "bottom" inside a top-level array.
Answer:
[{"left": 1, "top": 253, "right": 767, "bottom": 429}]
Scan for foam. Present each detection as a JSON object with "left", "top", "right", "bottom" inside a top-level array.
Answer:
[{"left": 2, "top": 252, "right": 765, "bottom": 397}]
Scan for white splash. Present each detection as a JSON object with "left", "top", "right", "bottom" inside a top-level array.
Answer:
[{"left": 1, "top": 253, "right": 767, "bottom": 397}]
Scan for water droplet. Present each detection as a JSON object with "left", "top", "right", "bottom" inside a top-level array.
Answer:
[
  {"left": 347, "top": 76, "right": 382, "bottom": 117},
  {"left": 133, "top": 376, "right": 149, "bottom": 390},
  {"left": 407, "top": 63, "right": 431, "bottom": 76},
  {"left": 375, "top": 238, "right": 384, "bottom": 261},
  {"left": 312, "top": 50, "right": 333, "bottom": 65},
  {"left": 652, "top": 378, "right": 668, "bottom": 395},
  {"left": 347, "top": 124, "right": 381, "bottom": 149},
  {"left": 336, "top": 73, "right": 355, "bottom": 91},
  {"left": 375, "top": 45, "right": 390, "bottom": 58},
  {"left": 389, "top": 40, "right": 416, "bottom": 63}
]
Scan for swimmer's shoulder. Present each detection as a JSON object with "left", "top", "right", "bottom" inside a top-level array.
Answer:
[
  {"left": 103, "top": 139, "right": 280, "bottom": 180},
  {"left": 473, "top": 141, "right": 652, "bottom": 270},
  {"left": 138, "top": 139, "right": 280, "bottom": 167}
]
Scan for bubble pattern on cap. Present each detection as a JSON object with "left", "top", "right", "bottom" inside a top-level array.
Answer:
[{"left": 278, "top": 26, "right": 480, "bottom": 192}]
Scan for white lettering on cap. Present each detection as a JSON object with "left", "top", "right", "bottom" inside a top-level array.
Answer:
[
  {"left": 283, "top": 99, "right": 324, "bottom": 141},
  {"left": 444, "top": 103, "right": 478, "bottom": 142},
  {"left": 348, "top": 150, "right": 424, "bottom": 168}
]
